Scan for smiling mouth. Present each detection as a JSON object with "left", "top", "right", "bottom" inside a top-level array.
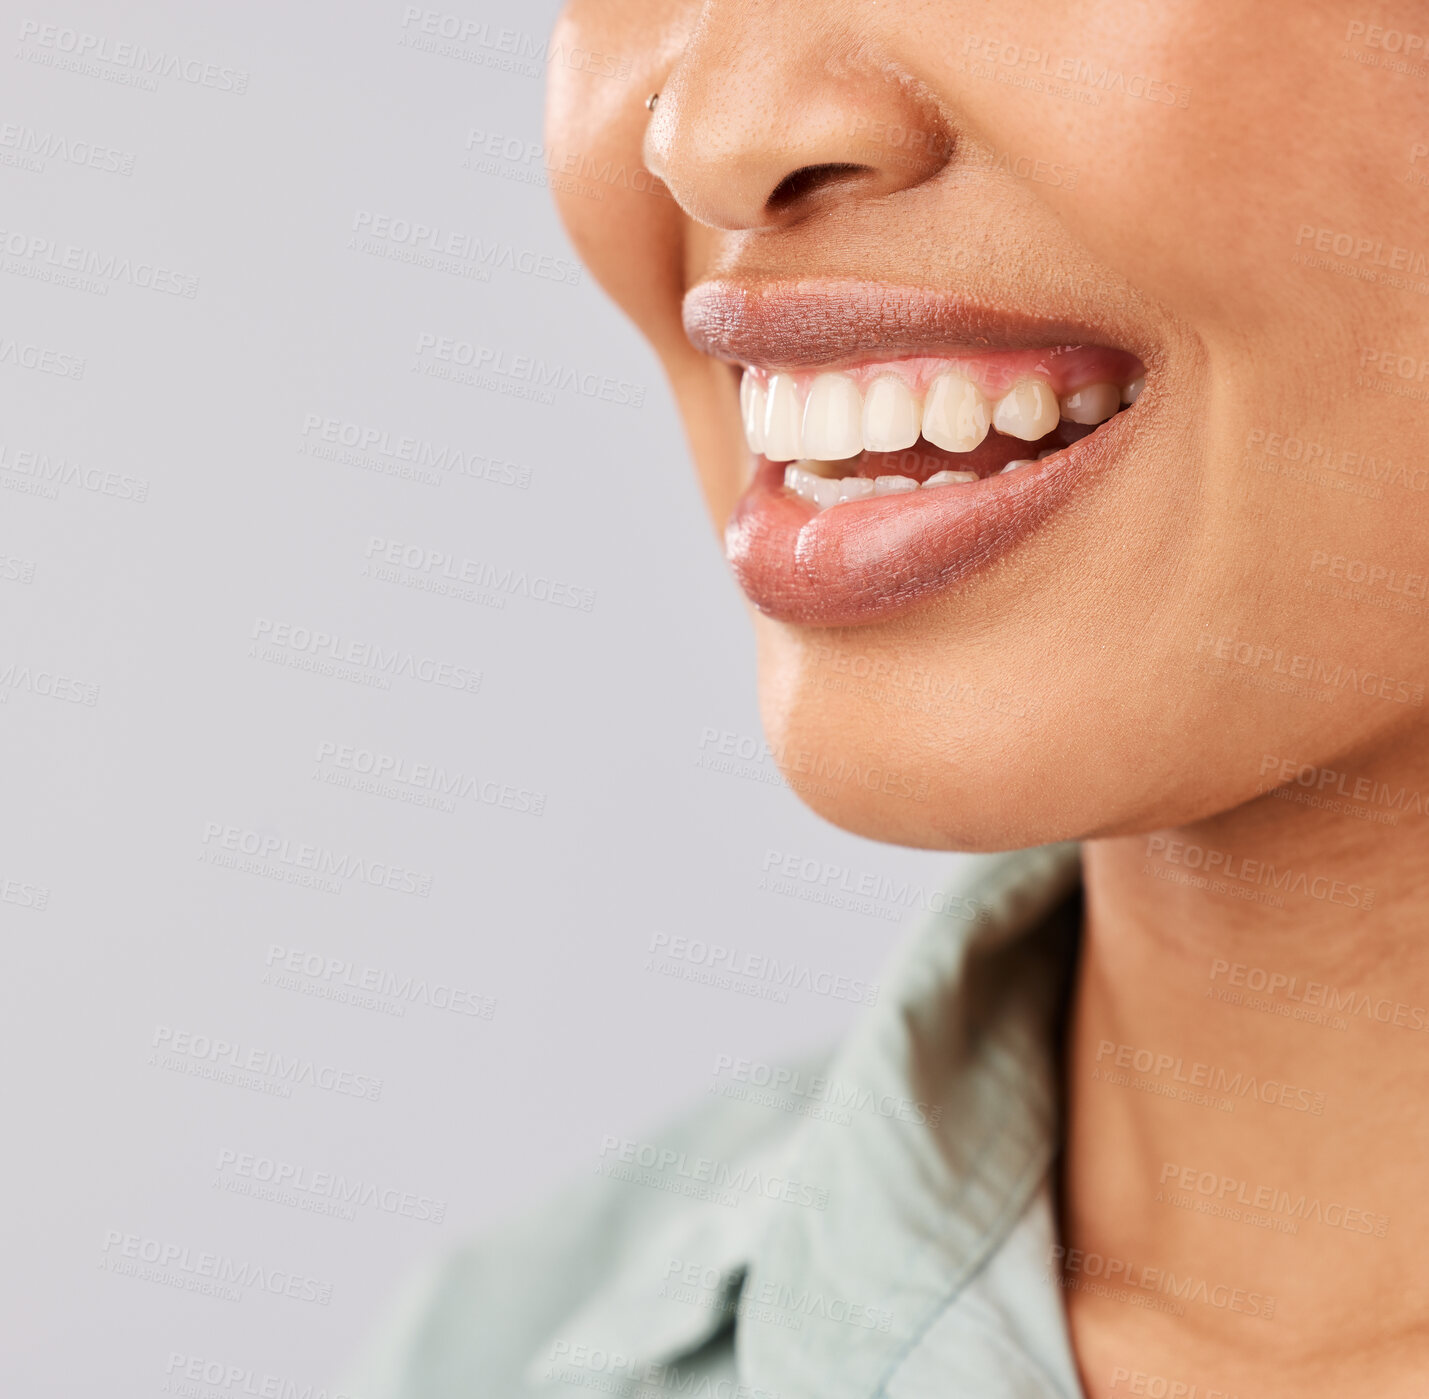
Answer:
[
  {"left": 738, "top": 348, "right": 1144, "bottom": 508},
  {"left": 683, "top": 279, "right": 1155, "bottom": 627}
]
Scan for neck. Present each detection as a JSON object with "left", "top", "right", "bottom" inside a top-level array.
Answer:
[{"left": 1063, "top": 744, "right": 1429, "bottom": 1399}]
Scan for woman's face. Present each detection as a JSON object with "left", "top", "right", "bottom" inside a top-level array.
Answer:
[{"left": 547, "top": 1, "right": 1429, "bottom": 850}]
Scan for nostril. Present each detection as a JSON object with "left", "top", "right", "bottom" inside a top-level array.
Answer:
[{"left": 766, "top": 162, "right": 870, "bottom": 213}]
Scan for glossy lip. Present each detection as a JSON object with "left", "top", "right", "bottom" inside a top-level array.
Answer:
[
  {"left": 727, "top": 409, "right": 1136, "bottom": 625},
  {"left": 684, "top": 278, "right": 1158, "bottom": 369},
  {"left": 687, "top": 278, "right": 1153, "bottom": 626}
]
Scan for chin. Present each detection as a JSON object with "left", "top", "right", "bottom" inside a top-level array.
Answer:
[
  {"left": 751, "top": 611, "right": 1345, "bottom": 854},
  {"left": 751, "top": 616, "right": 1066, "bottom": 852}
]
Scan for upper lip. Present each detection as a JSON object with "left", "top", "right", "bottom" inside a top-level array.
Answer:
[{"left": 683, "top": 277, "right": 1150, "bottom": 370}]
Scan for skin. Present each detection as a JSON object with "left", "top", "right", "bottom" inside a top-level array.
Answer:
[{"left": 547, "top": 3, "right": 1429, "bottom": 1394}]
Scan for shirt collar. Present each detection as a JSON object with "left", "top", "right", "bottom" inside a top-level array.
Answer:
[{"left": 527, "top": 844, "right": 1084, "bottom": 1397}]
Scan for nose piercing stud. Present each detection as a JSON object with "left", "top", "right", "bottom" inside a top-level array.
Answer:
[{"left": 645, "top": 92, "right": 659, "bottom": 112}]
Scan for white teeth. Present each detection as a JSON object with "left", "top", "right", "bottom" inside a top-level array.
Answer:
[
  {"left": 801, "top": 372, "right": 864, "bottom": 460},
  {"left": 787, "top": 466, "right": 982, "bottom": 511},
  {"left": 784, "top": 465, "right": 845, "bottom": 510},
  {"left": 785, "top": 461, "right": 875, "bottom": 511},
  {"left": 763, "top": 373, "right": 803, "bottom": 462},
  {"left": 992, "top": 379, "right": 1059, "bottom": 440},
  {"left": 922, "top": 373, "right": 990, "bottom": 452},
  {"left": 752, "top": 363, "right": 1138, "bottom": 478},
  {"left": 740, "top": 371, "right": 767, "bottom": 453},
  {"left": 861, "top": 375, "right": 921, "bottom": 453},
  {"left": 1000, "top": 458, "right": 1035, "bottom": 473},
  {"left": 1058, "top": 382, "right": 1119, "bottom": 426},
  {"left": 785, "top": 461, "right": 984, "bottom": 511}
]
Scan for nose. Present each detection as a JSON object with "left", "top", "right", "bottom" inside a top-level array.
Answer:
[{"left": 643, "top": 4, "right": 951, "bottom": 231}]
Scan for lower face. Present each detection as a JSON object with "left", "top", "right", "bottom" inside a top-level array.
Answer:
[
  {"left": 722, "top": 295, "right": 1187, "bottom": 851},
  {"left": 550, "top": 1, "right": 1429, "bottom": 853}
]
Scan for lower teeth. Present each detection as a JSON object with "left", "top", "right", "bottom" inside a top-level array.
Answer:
[{"left": 785, "top": 456, "right": 1037, "bottom": 510}]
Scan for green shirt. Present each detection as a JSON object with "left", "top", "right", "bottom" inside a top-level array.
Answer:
[{"left": 352, "top": 845, "right": 1087, "bottom": 1399}]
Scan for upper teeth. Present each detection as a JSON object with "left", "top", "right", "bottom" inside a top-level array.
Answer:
[
  {"left": 741, "top": 367, "right": 1133, "bottom": 463},
  {"left": 863, "top": 375, "right": 921, "bottom": 453}
]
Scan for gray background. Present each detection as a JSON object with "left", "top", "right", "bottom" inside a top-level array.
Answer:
[{"left": 0, "top": 3, "right": 969, "bottom": 1392}]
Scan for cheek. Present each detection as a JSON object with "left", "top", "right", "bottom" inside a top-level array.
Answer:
[
  {"left": 944, "top": 5, "right": 1400, "bottom": 331},
  {"left": 669, "top": 364, "right": 749, "bottom": 530},
  {"left": 549, "top": 3, "right": 742, "bottom": 526},
  {"left": 546, "top": 2, "right": 698, "bottom": 362}
]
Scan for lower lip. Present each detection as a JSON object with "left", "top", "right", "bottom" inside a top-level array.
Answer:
[{"left": 724, "top": 410, "right": 1133, "bottom": 625}]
